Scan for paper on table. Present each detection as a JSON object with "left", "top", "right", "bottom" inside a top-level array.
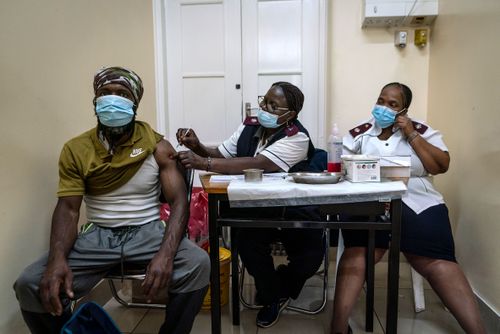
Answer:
[
  {"left": 210, "top": 175, "right": 244, "bottom": 182},
  {"left": 209, "top": 172, "right": 288, "bottom": 183}
]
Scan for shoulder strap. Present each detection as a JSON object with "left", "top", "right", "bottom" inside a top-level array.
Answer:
[
  {"left": 349, "top": 122, "right": 372, "bottom": 138},
  {"left": 412, "top": 121, "right": 428, "bottom": 134}
]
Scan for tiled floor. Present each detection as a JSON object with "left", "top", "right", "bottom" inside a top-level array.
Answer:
[{"left": 104, "top": 257, "right": 467, "bottom": 334}]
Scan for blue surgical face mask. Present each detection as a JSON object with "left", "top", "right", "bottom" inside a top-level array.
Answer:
[
  {"left": 257, "top": 109, "right": 290, "bottom": 129},
  {"left": 95, "top": 95, "right": 135, "bottom": 127},
  {"left": 371, "top": 104, "right": 399, "bottom": 129}
]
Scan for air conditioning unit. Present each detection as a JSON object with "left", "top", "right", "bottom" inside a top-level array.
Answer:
[{"left": 362, "top": 0, "right": 438, "bottom": 28}]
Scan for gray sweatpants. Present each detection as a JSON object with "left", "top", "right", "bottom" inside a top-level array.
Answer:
[{"left": 14, "top": 220, "right": 210, "bottom": 313}]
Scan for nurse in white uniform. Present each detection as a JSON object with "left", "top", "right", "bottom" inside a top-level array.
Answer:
[{"left": 330, "top": 83, "right": 485, "bottom": 334}]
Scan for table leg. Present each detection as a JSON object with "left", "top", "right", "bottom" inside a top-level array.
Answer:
[
  {"left": 209, "top": 195, "right": 221, "bottom": 334},
  {"left": 230, "top": 227, "right": 240, "bottom": 325},
  {"left": 365, "top": 228, "right": 375, "bottom": 332},
  {"left": 386, "top": 199, "right": 402, "bottom": 334}
]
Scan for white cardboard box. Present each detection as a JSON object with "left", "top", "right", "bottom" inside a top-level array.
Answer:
[
  {"left": 380, "top": 156, "right": 411, "bottom": 183},
  {"left": 342, "top": 155, "right": 380, "bottom": 182}
]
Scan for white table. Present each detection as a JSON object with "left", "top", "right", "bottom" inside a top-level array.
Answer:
[{"left": 201, "top": 174, "right": 407, "bottom": 334}]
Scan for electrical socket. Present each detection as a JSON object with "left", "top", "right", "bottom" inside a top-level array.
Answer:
[{"left": 394, "top": 30, "right": 408, "bottom": 48}]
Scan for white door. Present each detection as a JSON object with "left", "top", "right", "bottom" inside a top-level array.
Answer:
[{"left": 155, "top": 0, "right": 326, "bottom": 147}]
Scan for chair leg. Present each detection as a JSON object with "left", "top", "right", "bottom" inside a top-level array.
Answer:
[
  {"left": 239, "top": 263, "right": 263, "bottom": 310},
  {"left": 335, "top": 231, "right": 345, "bottom": 283},
  {"left": 411, "top": 267, "right": 426, "bottom": 313}
]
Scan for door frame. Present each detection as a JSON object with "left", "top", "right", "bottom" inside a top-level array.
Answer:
[{"left": 152, "top": 0, "right": 328, "bottom": 146}]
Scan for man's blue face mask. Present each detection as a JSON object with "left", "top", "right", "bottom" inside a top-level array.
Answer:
[
  {"left": 95, "top": 95, "right": 135, "bottom": 127},
  {"left": 371, "top": 104, "right": 405, "bottom": 129}
]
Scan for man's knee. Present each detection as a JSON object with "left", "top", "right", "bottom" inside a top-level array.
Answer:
[
  {"left": 191, "top": 246, "right": 211, "bottom": 280},
  {"left": 14, "top": 268, "right": 43, "bottom": 313},
  {"left": 174, "top": 242, "right": 210, "bottom": 291}
]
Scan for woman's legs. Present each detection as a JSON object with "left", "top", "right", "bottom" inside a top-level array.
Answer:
[
  {"left": 330, "top": 247, "right": 386, "bottom": 334},
  {"left": 405, "top": 253, "right": 486, "bottom": 334}
]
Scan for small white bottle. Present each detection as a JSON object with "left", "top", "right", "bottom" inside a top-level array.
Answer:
[{"left": 327, "top": 123, "right": 342, "bottom": 172}]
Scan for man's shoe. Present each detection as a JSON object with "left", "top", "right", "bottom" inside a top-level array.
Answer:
[{"left": 256, "top": 297, "right": 290, "bottom": 328}]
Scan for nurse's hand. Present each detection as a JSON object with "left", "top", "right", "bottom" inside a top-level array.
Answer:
[
  {"left": 395, "top": 114, "right": 415, "bottom": 137},
  {"left": 177, "top": 150, "right": 207, "bottom": 170},
  {"left": 176, "top": 128, "right": 200, "bottom": 150}
]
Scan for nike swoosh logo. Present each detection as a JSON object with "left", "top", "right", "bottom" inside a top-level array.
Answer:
[{"left": 130, "top": 148, "right": 145, "bottom": 158}]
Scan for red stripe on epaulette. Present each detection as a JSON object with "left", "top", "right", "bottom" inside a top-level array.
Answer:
[
  {"left": 349, "top": 123, "right": 372, "bottom": 138},
  {"left": 243, "top": 116, "right": 260, "bottom": 126},
  {"left": 412, "top": 121, "right": 428, "bottom": 134}
]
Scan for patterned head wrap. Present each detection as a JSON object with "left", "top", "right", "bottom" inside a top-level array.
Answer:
[{"left": 93, "top": 66, "right": 144, "bottom": 105}]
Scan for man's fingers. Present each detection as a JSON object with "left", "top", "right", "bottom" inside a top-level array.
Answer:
[
  {"left": 141, "top": 273, "right": 153, "bottom": 296},
  {"left": 64, "top": 273, "right": 74, "bottom": 300},
  {"left": 146, "top": 276, "right": 162, "bottom": 302},
  {"left": 48, "top": 281, "right": 63, "bottom": 315},
  {"left": 40, "top": 284, "right": 54, "bottom": 314}
]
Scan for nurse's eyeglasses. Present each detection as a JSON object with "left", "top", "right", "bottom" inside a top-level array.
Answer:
[{"left": 258, "top": 96, "right": 289, "bottom": 114}]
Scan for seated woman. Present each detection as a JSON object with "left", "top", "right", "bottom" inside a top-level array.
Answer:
[
  {"left": 330, "top": 82, "right": 486, "bottom": 334},
  {"left": 176, "top": 82, "right": 325, "bottom": 328}
]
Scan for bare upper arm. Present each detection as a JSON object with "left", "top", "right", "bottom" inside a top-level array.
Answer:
[
  {"left": 55, "top": 196, "right": 83, "bottom": 215},
  {"left": 154, "top": 140, "right": 187, "bottom": 206}
]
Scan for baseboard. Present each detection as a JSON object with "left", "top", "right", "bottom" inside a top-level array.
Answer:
[{"left": 476, "top": 294, "right": 500, "bottom": 333}]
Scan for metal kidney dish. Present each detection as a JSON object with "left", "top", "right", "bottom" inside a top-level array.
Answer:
[{"left": 290, "top": 172, "right": 343, "bottom": 184}]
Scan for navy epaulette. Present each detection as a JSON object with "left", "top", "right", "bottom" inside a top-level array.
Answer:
[
  {"left": 412, "top": 121, "right": 428, "bottom": 134},
  {"left": 349, "top": 123, "right": 372, "bottom": 138},
  {"left": 243, "top": 116, "right": 260, "bottom": 126}
]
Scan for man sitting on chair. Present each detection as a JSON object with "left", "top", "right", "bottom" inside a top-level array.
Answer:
[{"left": 13, "top": 66, "right": 210, "bottom": 334}]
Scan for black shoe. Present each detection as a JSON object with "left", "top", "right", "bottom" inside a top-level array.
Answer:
[{"left": 256, "top": 297, "right": 290, "bottom": 328}]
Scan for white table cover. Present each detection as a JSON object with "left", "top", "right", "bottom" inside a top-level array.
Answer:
[{"left": 227, "top": 177, "right": 407, "bottom": 208}]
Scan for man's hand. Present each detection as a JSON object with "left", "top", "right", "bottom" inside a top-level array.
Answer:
[
  {"left": 39, "top": 259, "right": 74, "bottom": 316},
  {"left": 141, "top": 254, "right": 174, "bottom": 303},
  {"left": 40, "top": 196, "right": 81, "bottom": 316}
]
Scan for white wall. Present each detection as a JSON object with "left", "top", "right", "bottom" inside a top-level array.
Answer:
[
  {"left": 327, "top": 0, "right": 430, "bottom": 140},
  {"left": 428, "top": 0, "right": 500, "bottom": 313},
  {"left": 0, "top": 0, "right": 156, "bottom": 331},
  {"left": 328, "top": 0, "right": 499, "bottom": 315}
]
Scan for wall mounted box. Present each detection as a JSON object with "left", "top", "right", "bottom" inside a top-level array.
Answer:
[{"left": 362, "top": 0, "right": 438, "bottom": 28}]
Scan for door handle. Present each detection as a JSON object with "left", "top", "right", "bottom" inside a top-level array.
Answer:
[{"left": 245, "top": 102, "right": 251, "bottom": 117}]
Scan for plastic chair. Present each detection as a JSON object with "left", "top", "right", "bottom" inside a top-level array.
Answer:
[
  {"left": 105, "top": 166, "right": 195, "bottom": 309},
  {"left": 239, "top": 228, "right": 330, "bottom": 315}
]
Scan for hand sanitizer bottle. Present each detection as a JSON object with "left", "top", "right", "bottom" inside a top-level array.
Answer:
[{"left": 327, "top": 123, "right": 342, "bottom": 172}]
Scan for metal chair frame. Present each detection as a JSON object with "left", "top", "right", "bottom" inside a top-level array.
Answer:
[
  {"left": 106, "top": 167, "right": 195, "bottom": 309},
  {"left": 238, "top": 229, "right": 330, "bottom": 315}
]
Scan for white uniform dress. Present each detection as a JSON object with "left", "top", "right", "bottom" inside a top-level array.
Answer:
[
  {"left": 341, "top": 118, "right": 456, "bottom": 261},
  {"left": 218, "top": 123, "right": 310, "bottom": 172}
]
